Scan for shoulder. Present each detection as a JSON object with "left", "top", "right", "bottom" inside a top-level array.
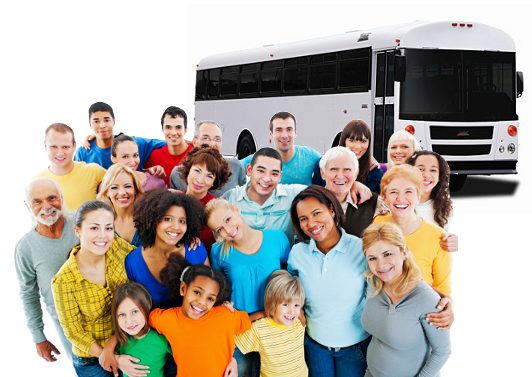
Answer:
[
  {"left": 372, "top": 214, "right": 392, "bottom": 224},
  {"left": 14, "top": 230, "right": 36, "bottom": 258},
  {"left": 411, "top": 281, "right": 442, "bottom": 313},
  {"left": 52, "top": 253, "right": 78, "bottom": 286},
  {"left": 419, "top": 219, "right": 445, "bottom": 237}
]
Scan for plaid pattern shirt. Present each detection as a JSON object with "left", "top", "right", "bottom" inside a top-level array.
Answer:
[{"left": 52, "top": 236, "right": 135, "bottom": 357}]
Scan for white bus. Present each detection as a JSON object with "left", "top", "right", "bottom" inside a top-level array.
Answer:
[{"left": 195, "top": 20, "right": 522, "bottom": 190}]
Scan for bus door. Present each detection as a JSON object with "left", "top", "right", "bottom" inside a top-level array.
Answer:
[{"left": 373, "top": 50, "right": 396, "bottom": 162}]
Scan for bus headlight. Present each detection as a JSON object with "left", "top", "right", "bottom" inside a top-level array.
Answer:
[{"left": 508, "top": 143, "right": 516, "bottom": 153}]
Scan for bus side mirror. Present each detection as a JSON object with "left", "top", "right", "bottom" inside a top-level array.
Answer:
[
  {"left": 517, "top": 71, "right": 524, "bottom": 98},
  {"left": 394, "top": 55, "right": 406, "bottom": 82}
]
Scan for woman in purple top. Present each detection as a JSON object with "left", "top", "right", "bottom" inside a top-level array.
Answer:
[
  {"left": 111, "top": 134, "right": 166, "bottom": 191},
  {"left": 125, "top": 188, "right": 207, "bottom": 309}
]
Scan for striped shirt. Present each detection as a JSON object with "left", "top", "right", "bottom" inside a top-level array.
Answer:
[
  {"left": 236, "top": 317, "right": 308, "bottom": 377},
  {"left": 52, "top": 236, "right": 135, "bottom": 357}
]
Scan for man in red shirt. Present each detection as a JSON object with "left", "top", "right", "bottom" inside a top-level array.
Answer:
[{"left": 144, "top": 106, "right": 193, "bottom": 185}]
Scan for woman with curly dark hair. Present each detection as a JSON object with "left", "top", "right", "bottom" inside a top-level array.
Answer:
[
  {"left": 179, "top": 146, "right": 232, "bottom": 251},
  {"left": 408, "top": 151, "right": 457, "bottom": 252},
  {"left": 125, "top": 188, "right": 208, "bottom": 309}
]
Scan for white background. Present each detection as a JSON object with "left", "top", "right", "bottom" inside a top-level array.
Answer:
[{"left": 1, "top": 1, "right": 530, "bottom": 375}]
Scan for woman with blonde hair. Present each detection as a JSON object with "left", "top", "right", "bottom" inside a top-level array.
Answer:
[
  {"left": 374, "top": 164, "right": 453, "bottom": 329},
  {"left": 361, "top": 222, "right": 451, "bottom": 377},
  {"left": 384, "top": 130, "right": 421, "bottom": 170},
  {"left": 97, "top": 163, "right": 144, "bottom": 246},
  {"left": 205, "top": 198, "right": 290, "bottom": 377}
]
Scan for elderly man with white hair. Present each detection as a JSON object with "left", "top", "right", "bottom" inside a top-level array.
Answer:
[
  {"left": 14, "top": 178, "right": 78, "bottom": 362},
  {"left": 319, "top": 146, "right": 388, "bottom": 237}
]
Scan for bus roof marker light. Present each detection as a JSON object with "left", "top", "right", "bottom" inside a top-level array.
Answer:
[
  {"left": 508, "top": 125, "right": 518, "bottom": 137},
  {"left": 451, "top": 22, "right": 458, "bottom": 27},
  {"left": 467, "top": 23, "right": 473, "bottom": 28},
  {"left": 404, "top": 124, "right": 415, "bottom": 135},
  {"left": 459, "top": 23, "right": 466, "bottom": 27}
]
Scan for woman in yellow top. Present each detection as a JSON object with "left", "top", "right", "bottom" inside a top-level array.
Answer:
[
  {"left": 373, "top": 164, "right": 454, "bottom": 329},
  {"left": 52, "top": 200, "right": 135, "bottom": 377}
]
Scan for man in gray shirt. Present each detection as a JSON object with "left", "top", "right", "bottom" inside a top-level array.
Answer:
[
  {"left": 169, "top": 120, "right": 246, "bottom": 196},
  {"left": 14, "top": 178, "right": 78, "bottom": 362}
]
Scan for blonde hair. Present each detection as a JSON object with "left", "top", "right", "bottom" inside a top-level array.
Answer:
[
  {"left": 264, "top": 270, "right": 305, "bottom": 318},
  {"left": 380, "top": 164, "right": 423, "bottom": 199},
  {"left": 204, "top": 198, "right": 242, "bottom": 259},
  {"left": 362, "top": 222, "right": 421, "bottom": 297},
  {"left": 387, "top": 130, "right": 421, "bottom": 167},
  {"left": 97, "top": 163, "right": 144, "bottom": 211}
]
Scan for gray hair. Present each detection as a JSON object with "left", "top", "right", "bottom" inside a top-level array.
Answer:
[
  {"left": 194, "top": 120, "right": 222, "bottom": 138},
  {"left": 319, "top": 146, "right": 359, "bottom": 176},
  {"left": 25, "top": 178, "right": 64, "bottom": 205}
]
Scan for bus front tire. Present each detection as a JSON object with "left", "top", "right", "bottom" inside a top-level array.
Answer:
[
  {"left": 237, "top": 133, "right": 256, "bottom": 160},
  {"left": 450, "top": 174, "right": 467, "bottom": 192}
]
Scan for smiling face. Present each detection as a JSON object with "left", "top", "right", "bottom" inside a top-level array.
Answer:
[
  {"left": 90, "top": 111, "right": 115, "bottom": 142},
  {"left": 107, "top": 171, "right": 136, "bottom": 210},
  {"left": 388, "top": 139, "right": 415, "bottom": 165},
  {"left": 155, "top": 205, "right": 187, "bottom": 247},
  {"left": 111, "top": 141, "right": 140, "bottom": 171},
  {"left": 207, "top": 206, "right": 244, "bottom": 243},
  {"left": 413, "top": 154, "right": 440, "bottom": 197},
  {"left": 272, "top": 300, "right": 302, "bottom": 327},
  {"left": 382, "top": 177, "right": 420, "bottom": 219},
  {"left": 296, "top": 197, "right": 337, "bottom": 245},
  {"left": 186, "top": 163, "right": 215, "bottom": 199},
  {"left": 270, "top": 117, "right": 296, "bottom": 153},
  {"left": 27, "top": 180, "right": 63, "bottom": 226},
  {"left": 345, "top": 136, "right": 369, "bottom": 159},
  {"left": 180, "top": 275, "right": 220, "bottom": 319},
  {"left": 75, "top": 208, "right": 115, "bottom": 256},
  {"left": 116, "top": 297, "right": 147, "bottom": 338},
  {"left": 247, "top": 156, "right": 282, "bottom": 202},
  {"left": 322, "top": 155, "right": 356, "bottom": 202},
  {"left": 163, "top": 115, "right": 186, "bottom": 148},
  {"left": 195, "top": 122, "right": 222, "bottom": 150},
  {"left": 45, "top": 129, "right": 75, "bottom": 170},
  {"left": 366, "top": 240, "right": 407, "bottom": 284}
]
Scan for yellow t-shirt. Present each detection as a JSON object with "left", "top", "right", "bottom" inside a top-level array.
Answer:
[
  {"left": 373, "top": 215, "right": 452, "bottom": 296},
  {"left": 236, "top": 317, "right": 308, "bottom": 377},
  {"left": 38, "top": 161, "right": 106, "bottom": 211}
]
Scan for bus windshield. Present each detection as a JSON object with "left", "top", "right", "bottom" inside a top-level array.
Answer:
[{"left": 399, "top": 48, "right": 516, "bottom": 122}]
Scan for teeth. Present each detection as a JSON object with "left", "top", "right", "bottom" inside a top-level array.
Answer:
[
  {"left": 167, "top": 232, "right": 178, "bottom": 238},
  {"left": 192, "top": 305, "right": 205, "bottom": 313},
  {"left": 394, "top": 204, "right": 408, "bottom": 209},
  {"left": 311, "top": 226, "right": 324, "bottom": 235},
  {"left": 94, "top": 241, "right": 107, "bottom": 246}
]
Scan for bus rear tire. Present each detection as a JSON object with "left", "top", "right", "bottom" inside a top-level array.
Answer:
[
  {"left": 237, "top": 133, "right": 256, "bottom": 160},
  {"left": 450, "top": 174, "right": 467, "bottom": 192}
]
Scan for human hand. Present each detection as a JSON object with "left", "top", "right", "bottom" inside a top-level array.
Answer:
[
  {"left": 83, "top": 134, "right": 96, "bottom": 150},
  {"left": 224, "top": 357, "right": 238, "bottom": 377},
  {"left": 352, "top": 181, "right": 371, "bottom": 204},
  {"left": 440, "top": 233, "right": 458, "bottom": 252},
  {"left": 117, "top": 354, "right": 150, "bottom": 377},
  {"left": 426, "top": 296, "right": 453, "bottom": 330},
  {"left": 36, "top": 340, "right": 60, "bottom": 362},
  {"left": 223, "top": 301, "right": 235, "bottom": 312},
  {"left": 369, "top": 156, "right": 380, "bottom": 171},
  {"left": 146, "top": 165, "right": 166, "bottom": 178}
]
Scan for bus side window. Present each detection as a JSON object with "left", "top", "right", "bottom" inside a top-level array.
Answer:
[
  {"left": 208, "top": 69, "right": 221, "bottom": 99},
  {"left": 261, "top": 61, "right": 283, "bottom": 95}
]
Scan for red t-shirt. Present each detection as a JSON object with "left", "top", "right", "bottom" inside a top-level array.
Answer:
[{"left": 145, "top": 143, "right": 193, "bottom": 186}]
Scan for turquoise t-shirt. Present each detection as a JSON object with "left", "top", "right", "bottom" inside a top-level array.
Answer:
[
  {"left": 210, "top": 229, "right": 290, "bottom": 313},
  {"left": 240, "top": 145, "right": 321, "bottom": 186},
  {"left": 119, "top": 328, "right": 172, "bottom": 377}
]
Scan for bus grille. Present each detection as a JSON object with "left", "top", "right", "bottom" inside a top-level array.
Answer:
[
  {"left": 429, "top": 126, "right": 493, "bottom": 140},
  {"left": 432, "top": 144, "right": 491, "bottom": 156}
]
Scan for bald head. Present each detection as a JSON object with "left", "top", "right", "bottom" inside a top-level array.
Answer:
[{"left": 25, "top": 178, "right": 64, "bottom": 226}]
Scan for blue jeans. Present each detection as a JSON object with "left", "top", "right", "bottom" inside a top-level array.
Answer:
[
  {"left": 72, "top": 355, "right": 114, "bottom": 377},
  {"left": 234, "top": 346, "right": 260, "bottom": 377},
  {"left": 304, "top": 334, "right": 370, "bottom": 377}
]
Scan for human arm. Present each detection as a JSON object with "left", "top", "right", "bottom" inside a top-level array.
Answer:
[
  {"left": 133, "top": 136, "right": 166, "bottom": 170},
  {"left": 369, "top": 156, "right": 380, "bottom": 171},
  {"left": 431, "top": 242, "right": 453, "bottom": 300},
  {"left": 82, "top": 134, "right": 96, "bottom": 150},
  {"left": 311, "top": 158, "right": 326, "bottom": 186},
  {"left": 100, "top": 337, "right": 149, "bottom": 377},
  {"left": 440, "top": 233, "right": 458, "bottom": 252},
  {"left": 351, "top": 181, "right": 372, "bottom": 204},
  {"left": 426, "top": 296, "right": 454, "bottom": 330},
  {"left": 418, "top": 310, "right": 452, "bottom": 376},
  {"left": 249, "top": 311, "right": 266, "bottom": 322},
  {"left": 145, "top": 165, "right": 166, "bottom": 178},
  {"left": 223, "top": 358, "right": 238, "bottom": 377},
  {"left": 36, "top": 340, "right": 60, "bottom": 362}
]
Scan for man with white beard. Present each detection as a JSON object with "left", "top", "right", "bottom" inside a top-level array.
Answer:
[{"left": 14, "top": 178, "right": 78, "bottom": 362}]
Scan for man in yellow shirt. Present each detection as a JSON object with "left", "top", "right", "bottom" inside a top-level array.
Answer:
[{"left": 37, "top": 123, "right": 106, "bottom": 211}]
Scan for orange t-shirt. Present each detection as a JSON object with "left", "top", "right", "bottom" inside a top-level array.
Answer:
[{"left": 149, "top": 306, "right": 251, "bottom": 377}]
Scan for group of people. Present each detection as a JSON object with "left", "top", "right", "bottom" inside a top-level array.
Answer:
[{"left": 15, "top": 101, "right": 457, "bottom": 377}]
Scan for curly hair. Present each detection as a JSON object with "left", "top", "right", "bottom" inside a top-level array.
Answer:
[
  {"left": 179, "top": 146, "right": 231, "bottom": 191},
  {"left": 339, "top": 119, "right": 372, "bottom": 183},
  {"left": 407, "top": 151, "right": 453, "bottom": 228},
  {"left": 133, "top": 188, "right": 204, "bottom": 248},
  {"left": 159, "top": 252, "right": 190, "bottom": 305},
  {"left": 160, "top": 254, "right": 231, "bottom": 305}
]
